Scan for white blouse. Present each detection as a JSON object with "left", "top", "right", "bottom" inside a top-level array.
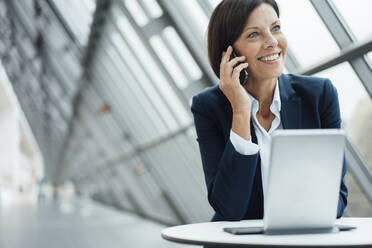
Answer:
[{"left": 230, "top": 80, "right": 282, "bottom": 197}]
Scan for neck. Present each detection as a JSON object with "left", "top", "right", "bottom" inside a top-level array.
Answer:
[
  {"left": 244, "top": 76, "right": 277, "bottom": 117},
  {"left": 245, "top": 76, "right": 277, "bottom": 101}
]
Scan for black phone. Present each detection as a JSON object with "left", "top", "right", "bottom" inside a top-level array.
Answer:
[{"left": 230, "top": 50, "right": 249, "bottom": 86}]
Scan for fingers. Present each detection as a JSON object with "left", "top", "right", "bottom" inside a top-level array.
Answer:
[
  {"left": 220, "top": 46, "right": 246, "bottom": 80},
  {"left": 232, "top": 63, "right": 249, "bottom": 80},
  {"left": 221, "top": 45, "right": 232, "bottom": 65},
  {"left": 228, "top": 56, "right": 246, "bottom": 68}
]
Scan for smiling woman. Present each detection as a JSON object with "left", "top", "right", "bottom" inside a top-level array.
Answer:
[
  {"left": 191, "top": 0, "right": 348, "bottom": 225},
  {"left": 232, "top": 3, "right": 287, "bottom": 81}
]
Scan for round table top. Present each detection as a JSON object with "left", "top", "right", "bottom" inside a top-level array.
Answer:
[{"left": 161, "top": 217, "right": 372, "bottom": 247}]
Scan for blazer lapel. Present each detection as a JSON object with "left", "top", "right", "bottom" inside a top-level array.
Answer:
[
  {"left": 250, "top": 118, "right": 258, "bottom": 144},
  {"left": 278, "top": 74, "right": 302, "bottom": 129}
]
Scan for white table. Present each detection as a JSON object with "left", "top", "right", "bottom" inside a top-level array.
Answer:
[{"left": 161, "top": 218, "right": 372, "bottom": 247}]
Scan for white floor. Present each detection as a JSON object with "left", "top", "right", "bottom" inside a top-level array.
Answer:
[{"left": 0, "top": 197, "right": 199, "bottom": 248}]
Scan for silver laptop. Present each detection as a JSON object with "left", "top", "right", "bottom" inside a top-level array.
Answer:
[{"left": 263, "top": 129, "right": 345, "bottom": 234}]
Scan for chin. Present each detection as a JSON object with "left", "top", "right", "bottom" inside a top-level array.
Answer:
[
  {"left": 257, "top": 70, "right": 283, "bottom": 79},
  {"left": 269, "top": 66, "right": 284, "bottom": 77}
]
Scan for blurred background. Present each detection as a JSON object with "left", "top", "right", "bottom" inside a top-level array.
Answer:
[{"left": 0, "top": 0, "right": 371, "bottom": 247}]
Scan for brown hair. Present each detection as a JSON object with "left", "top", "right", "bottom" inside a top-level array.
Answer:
[{"left": 207, "top": 0, "right": 280, "bottom": 78}]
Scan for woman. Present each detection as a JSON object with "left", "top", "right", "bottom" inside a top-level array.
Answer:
[{"left": 191, "top": 0, "right": 348, "bottom": 222}]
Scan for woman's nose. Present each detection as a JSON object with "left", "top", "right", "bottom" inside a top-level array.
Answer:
[{"left": 264, "top": 33, "right": 278, "bottom": 48}]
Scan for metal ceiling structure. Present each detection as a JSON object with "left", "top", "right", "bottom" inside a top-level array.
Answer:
[{"left": 0, "top": 0, "right": 371, "bottom": 224}]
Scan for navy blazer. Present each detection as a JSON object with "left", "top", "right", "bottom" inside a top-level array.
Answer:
[{"left": 191, "top": 73, "right": 348, "bottom": 222}]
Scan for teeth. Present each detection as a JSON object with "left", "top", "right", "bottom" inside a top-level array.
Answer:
[{"left": 259, "top": 53, "right": 279, "bottom": 61}]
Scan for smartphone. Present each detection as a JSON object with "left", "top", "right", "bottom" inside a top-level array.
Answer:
[
  {"left": 223, "top": 226, "right": 264, "bottom": 235},
  {"left": 230, "top": 50, "right": 249, "bottom": 86},
  {"left": 337, "top": 224, "right": 357, "bottom": 231}
]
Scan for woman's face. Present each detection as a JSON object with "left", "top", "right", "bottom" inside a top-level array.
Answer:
[{"left": 233, "top": 3, "right": 287, "bottom": 80}]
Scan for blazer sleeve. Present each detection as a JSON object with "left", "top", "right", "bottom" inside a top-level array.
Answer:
[
  {"left": 320, "top": 79, "right": 348, "bottom": 218},
  {"left": 191, "top": 93, "right": 259, "bottom": 221}
]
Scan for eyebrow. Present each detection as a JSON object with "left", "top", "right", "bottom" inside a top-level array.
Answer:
[{"left": 243, "top": 20, "right": 280, "bottom": 32}]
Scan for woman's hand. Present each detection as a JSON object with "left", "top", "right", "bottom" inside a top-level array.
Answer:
[
  {"left": 219, "top": 46, "right": 251, "bottom": 114},
  {"left": 220, "top": 46, "right": 252, "bottom": 141}
]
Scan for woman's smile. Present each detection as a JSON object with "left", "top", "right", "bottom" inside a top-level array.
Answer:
[{"left": 257, "top": 52, "right": 282, "bottom": 64}]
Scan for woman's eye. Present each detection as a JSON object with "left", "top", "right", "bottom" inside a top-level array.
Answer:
[
  {"left": 248, "top": 32, "right": 258, "bottom": 38},
  {"left": 273, "top": 25, "right": 281, "bottom": 31}
]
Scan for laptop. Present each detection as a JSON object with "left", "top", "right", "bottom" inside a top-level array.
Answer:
[{"left": 224, "top": 129, "right": 351, "bottom": 235}]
